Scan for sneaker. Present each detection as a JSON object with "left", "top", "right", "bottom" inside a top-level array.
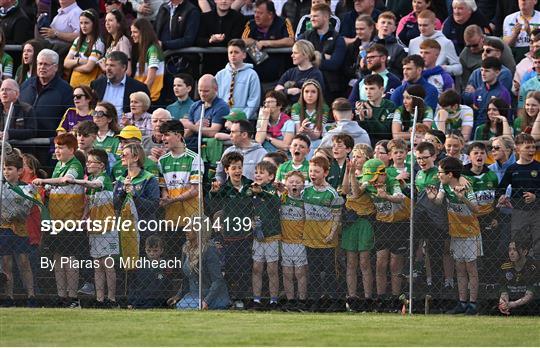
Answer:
[
  {"left": 465, "top": 303, "right": 478, "bottom": 315},
  {"left": 311, "top": 295, "right": 330, "bottom": 312},
  {"left": 66, "top": 298, "right": 81, "bottom": 309},
  {"left": 55, "top": 297, "right": 68, "bottom": 308},
  {"left": 250, "top": 300, "right": 264, "bottom": 311},
  {"left": 78, "top": 282, "right": 95, "bottom": 296},
  {"left": 282, "top": 299, "right": 297, "bottom": 312},
  {"left": 94, "top": 300, "right": 106, "bottom": 309},
  {"left": 105, "top": 299, "right": 119, "bottom": 309},
  {"left": 346, "top": 296, "right": 361, "bottom": 312},
  {"left": 1, "top": 297, "right": 15, "bottom": 307},
  {"left": 268, "top": 301, "right": 279, "bottom": 311},
  {"left": 447, "top": 301, "right": 467, "bottom": 314},
  {"left": 26, "top": 296, "right": 38, "bottom": 308}
]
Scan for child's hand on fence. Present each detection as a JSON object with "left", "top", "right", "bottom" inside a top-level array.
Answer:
[
  {"left": 454, "top": 185, "right": 467, "bottom": 201},
  {"left": 426, "top": 185, "right": 438, "bottom": 200},
  {"left": 497, "top": 195, "right": 512, "bottom": 208},
  {"left": 210, "top": 180, "right": 221, "bottom": 192},
  {"left": 273, "top": 181, "right": 285, "bottom": 193},
  {"left": 523, "top": 192, "right": 536, "bottom": 204},
  {"left": 324, "top": 231, "right": 336, "bottom": 244}
]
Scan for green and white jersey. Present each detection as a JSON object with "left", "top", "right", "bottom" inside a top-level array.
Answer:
[
  {"left": 276, "top": 159, "right": 310, "bottom": 185},
  {"left": 87, "top": 172, "right": 115, "bottom": 233},
  {"left": 415, "top": 166, "right": 439, "bottom": 192},
  {"left": 157, "top": 149, "right": 203, "bottom": 194},
  {"left": 463, "top": 167, "right": 498, "bottom": 216},
  {"left": 433, "top": 105, "right": 474, "bottom": 132},
  {"left": 302, "top": 184, "right": 343, "bottom": 248},
  {"left": 94, "top": 131, "right": 120, "bottom": 158},
  {"left": 0, "top": 52, "right": 14, "bottom": 79}
]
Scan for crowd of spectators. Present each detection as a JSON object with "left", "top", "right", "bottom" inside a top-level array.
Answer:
[{"left": 0, "top": 0, "right": 539, "bottom": 314}]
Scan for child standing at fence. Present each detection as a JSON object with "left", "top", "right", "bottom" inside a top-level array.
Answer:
[
  {"left": 427, "top": 157, "right": 481, "bottom": 315},
  {"left": 158, "top": 120, "right": 203, "bottom": 256},
  {"left": 209, "top": 151, "right": 253, "bottom": 300},
  {"left": 463, "top": 142, "right": 500, "bottom": 282},
  {"left": 275, "top": 134, "right": 311, "bottom": 185},
  {"left": 67, "top": 149, "right": 119, "bottom": 308},
  {"left": 303, "top": 156, "right": 343, "bottom": 311},
  {"left": 359, "top": 158, "right": 408, "bottom": 310},
  {"left": 341, "top": 144, "right": 375, "bottom": 311},
  {"left": 251, "top": 161, "right": 281, "bottom": 309},
  {"left": 498, "top": 133, "right": 540, "bottom": 261},
  {"left": 1, "top": 153, "right": 39, "bottom": 307},
  {"left": 280, "top": 171, "right": 308, "bottom": 311},
  {"left": 33, "top": 133, "right": 86, "bottom": 308},
  {"left": 386, "top": 139, "right": 410, "bottom": 192}
]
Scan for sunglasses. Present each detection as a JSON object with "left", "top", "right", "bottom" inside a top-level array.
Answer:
[
  {"left": 92, "top": 110, "right": 108, "bottom": 118},
  {"left": 483, "top": 48, "right": 498, "bottom": 54},
  {"left": 491, "top": 146, "right": 502, "bottom": 151},
  {"left": 73, "top": 94, "right": 86, "bottom": 100}
]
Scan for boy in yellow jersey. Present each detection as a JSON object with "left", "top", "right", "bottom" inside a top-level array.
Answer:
[
  {"left": 158, "top": 120, "right": 203, "bottom": 257},
  {"left": 427, "top": 156, "right": 481, "bottom": 315},
  {"left": 1, "top": 153, "right": 39, "bottom": 307},
  {"left": 280, "top": 171, "right": 308, "bottom": 311},
  {"left": 303, "top": 156, "right": 343, "bottom": 311},
  {"left": 67, "top": 149, "right": 119, "bottom": 308},
  {"left": 33, "top": 133, "right": 86, "bottom": 308}
]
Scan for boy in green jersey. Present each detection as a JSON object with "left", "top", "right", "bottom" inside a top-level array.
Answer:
[{"left": 275, "top": 134, "right": 311, "bottom": 185}]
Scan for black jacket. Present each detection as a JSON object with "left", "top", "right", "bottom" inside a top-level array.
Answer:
[
  {"left": 196, "top": 9, "right": 246, "bottom": 47},
  {"left": 91, "top": 75, "right": 150, "bottom": 114},
  {"left": 0, "top": 5, "right": 33, "bottom": 44},
  {"left": 0, "top": 100, "right": 36, "bottom": 139},
  {"left": 154, "top": 0, "right": 201, "bottom": 50}
]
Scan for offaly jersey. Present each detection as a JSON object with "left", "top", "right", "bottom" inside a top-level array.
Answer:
[
  {"left": 463, "top": 167, "right": 498, "bottom": 216},
  {"left": 158, "top": 150, "right": 203, "bottom": 226},
  {"left": 441, "top": 183, "right": 480, "bottom": 238},
  {"left": 86, "top": 172, "right": 115, "bottom": 234},
  {"left": 280, "top": 193, "right": 305, "bottom": 244},
  {"left": 365, "top": 176, "right": 408, "bottom": 222},
  {"left": 302, "top": 184, "right": 343, "bottom": 248},
  {"left": 0, "top": 182, "right": 40, "bottom": 237},
  {"left": 49, "top": 157, "right": 85, "bottom": 221},
  {"left": 276, "top": 159, "right": 310, "bottom": 185}
]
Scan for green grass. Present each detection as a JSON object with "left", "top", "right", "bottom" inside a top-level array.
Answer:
[{"left": 1, "top": 308, "right": 539, "bottom": 346}]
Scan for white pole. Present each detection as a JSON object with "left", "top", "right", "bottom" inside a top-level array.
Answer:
[
  {"left": 197, "top": 104, "right": 205, "bottom": 310},
  {"left": 0, "top": 103, "right": 15, "bottom": 220},
  {"left": 408, "top": 105, "right": 419, "bottom": 315}
]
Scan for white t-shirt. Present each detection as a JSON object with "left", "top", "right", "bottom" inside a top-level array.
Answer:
[{"left": 503, "top": 11, "right": 540, "bottom": 48}]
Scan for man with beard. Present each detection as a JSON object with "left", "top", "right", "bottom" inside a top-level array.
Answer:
[{"left": 348, "top": 44, "right": 401, "bottom": 105}]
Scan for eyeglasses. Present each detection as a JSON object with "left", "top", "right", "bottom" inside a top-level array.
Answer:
[
  {"left": 105, "top": 0, "right": 120, "bottom": 4},
  {"left": 37, "top": 61, "right": 56, "bottom": 68},
  {"left": 416, "top": 155, "right": 432, "bottom": 161},
  {"left": 0, "top": 88, "right": 16, "bottom": 93},
  {"left": 437, "top": 171, "right": 448, "bottom": 175},
  {"left": 120, "top": 153, "right": 130, "bottom": 158},
  {"left": 87, "top": 160, "right": 103, "bottom": 164},
  {"left": 73, "top": 94, "right": 86, "bottom": 100},
  {"left": 92, "top": 111, "right": 108, "bottom": 118}
]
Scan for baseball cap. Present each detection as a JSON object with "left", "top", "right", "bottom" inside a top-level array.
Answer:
[
  {"left": 224, "top": 109, "right": 247, "bottom": 121},
  {"left": 117, "top": 125, "right": 142, "bottom": 141},
  {"left": 362, "top": 158, "right": 386, "bottom": 183}
]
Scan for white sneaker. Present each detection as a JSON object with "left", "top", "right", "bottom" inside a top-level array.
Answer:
[{"left": 78, "top": 282, "right": 95, "bottom": 296}]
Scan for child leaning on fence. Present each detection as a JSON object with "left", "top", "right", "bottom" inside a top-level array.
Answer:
[
  {"left": 426, "top": 156, "right": 482, "bottom": 315},
  {"left": 250, "top": 161, "right": 281, "bottom": 309},
  {"left": 280, "top": 170, "right": 308, "bottom": 311},
  {"left": 66, "top": 148, "right": 119, "bottom": 308},
  {"left": 1, "top": 153, "right": 41, "bottom": 307},
  {"left": 341, "top": 144, "right": 375, "bottom": 311},
  {"left": 32, "top": 133, "right": 86, "bottom": 308}
]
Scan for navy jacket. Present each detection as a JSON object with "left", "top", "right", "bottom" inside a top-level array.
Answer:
[
  {"left": 390, "top": 77, "right": 439, "bottom": 111},
  {"left": 91, "top": 75, "right": 150, "bottom": 114},
  {"left": 20, "top": 75, "right": 73, "bottom": 138},
  {"left": 0, "top": 100, "right": 36, "bottom": 140}
]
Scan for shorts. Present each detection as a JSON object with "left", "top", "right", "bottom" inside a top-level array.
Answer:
[
  {"left": 281, "top": 242, "right": 307, "bottom": 267},
  {"left": 341, "top": 218, "right": 374, "bottom": 252},
  {"left": 374, "top": 221, "right": 408, "bottom": 255},
  {"left": 450, "top": 235, "right": 483, "bottom": 262},
  {"left": 43, "top": 229, "right": 87, "bottom": 257},
  {"left": 89, "top": 231, "right": 120, "bottom": 259},
  {"left": 252, "top": 239, "right": 279, "bottom": 263},
  {"left": 0, "top": 229, "right": 31, "bottom": 256}
]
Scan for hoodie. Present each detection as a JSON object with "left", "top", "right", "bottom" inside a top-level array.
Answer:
[
  {"left": 215, "top": 63, "right": 261, "bottom": 120},
  {"left": 390, "top": 77, "right": 440, "bottom": 111},
  {"left": 422, "top": 66, "right": 454, "bottom": 94},
  {"left": 396, "top": 11, "right": 442, "bottom": 47},
  {"left": 408, "top": 31, "right": 462, "bottom": 76},
  {"left": 371, "top": 35, "right": 407, "bottom": 79},
  {"left": 215, "top": 142, "right": 268, "bottom": 184}
]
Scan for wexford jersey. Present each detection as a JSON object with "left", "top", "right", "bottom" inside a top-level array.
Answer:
[
  {"left": 302, "top": 184, "right": 343, "bottom": 248},
  {"left": 158, "top": 150, "right": 203, "bottom": 226}
]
